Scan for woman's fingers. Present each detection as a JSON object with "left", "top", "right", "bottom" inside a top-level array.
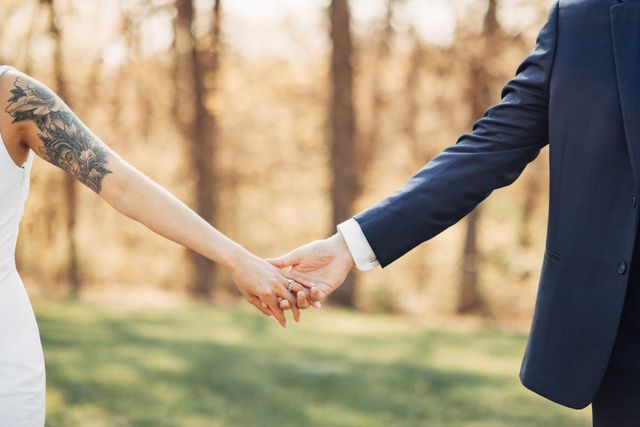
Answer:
[
  {"left": 279, "top": 297, "right": 302, "bottom": 323},
  {"left": 297, "top": 290, "right": 311, "bottom": 309},
  {"left": 262, "top": 295, "right": 287, "bottom": 328},
  {"left": 284, "top": 280, "right": 313, "bottom": 311},
  {"left": 274, "top": 282, "right": 300, "bottom": 323},
  {"left": 278, "top": 289, "right": 311, "bottom": 311},
  {"left": 282, "top": 270, "right": 323, "bottom": 308},
  {"left": 282, "top": 269, "right": 316, "bottom": 289},
  {"left": 266, "top": 251, "right": 300, "bottom": 269},
  {"left": 249, "top": 295, "right": 275, "bottom": 317},
  {"left": 258, "top": 297, "right": 293, "bottom": 326},
  {"left": 289, "top": 298, "right": 300, "bottom": 323}
]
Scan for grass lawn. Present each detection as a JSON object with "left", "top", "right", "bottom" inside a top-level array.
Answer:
[{"left": 35, "top": 300, "right": 591, "bottom": 427}]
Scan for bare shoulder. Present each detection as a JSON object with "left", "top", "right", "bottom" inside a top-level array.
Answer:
[
  {"left": 0, "top": 68, "right": 59, "bottom": 130},
  {"left": 0, "top": 66, "right": 33, "bottom": 109},
  {"left": 0, "top": 66, "right": 31, "bottom": 150},
  {"left": 0, "top": 65, "right": 21, "bottom": 91},
  {"left": 0, "top": 67, "right": 55, "bottom": 133},
  {"left": 0, "top": 67, "right": 112, "bottom": 193}
]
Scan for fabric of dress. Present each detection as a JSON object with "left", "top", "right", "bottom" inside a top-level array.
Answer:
[{"left": 0, "top": 70, "right": 45, "bottom": 425}]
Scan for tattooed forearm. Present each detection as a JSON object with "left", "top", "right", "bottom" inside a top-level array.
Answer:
[{"left": 5, "top": 76, "right": 111, "bottom": 193}]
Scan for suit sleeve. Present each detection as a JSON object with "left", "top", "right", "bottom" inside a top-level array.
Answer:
[{"left": 353, "top": 1, "right": 560, "bottom": 268}]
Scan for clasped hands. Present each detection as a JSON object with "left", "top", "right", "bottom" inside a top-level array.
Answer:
[{"left": 228, "top": 233, "right": 355, "bottom": 328}]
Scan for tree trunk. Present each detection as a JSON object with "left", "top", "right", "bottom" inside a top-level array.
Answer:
[
  {"left": 44, "top": 0, "right": 82, "bottom": 298},
  {"left": 458, "top": 207, "right": 483, "bottom": 314},
  {"left": 519, "top": 158, "right": 545, "bottom": 248},
  {"left": 22, "top": 2, "right": 41, "bottom": 75},
  {"left": 328, "top": 0, "right": 358, "bottom": 307},
  {"left": 403, "top": 29, "right": 432, "bottom": 290},
  {"left": 456, "top": 0, "right": 499, "bottom": 315},
  {"left": 176, "top": 0, "right": 221, "bottom": 299},
  {"left": 14, "top": 3, "right": 41, "bottom": 273},
  {"left": 360, "top": 0, "right": 393, "bottom": 174}
]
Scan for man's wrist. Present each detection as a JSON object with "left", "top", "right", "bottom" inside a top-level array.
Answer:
[
  {"left": 329, "top": 232, "right": 355, "bottom": 269},
  {"left": 337, "top": 218, "right": 380, "bottom": 271}
]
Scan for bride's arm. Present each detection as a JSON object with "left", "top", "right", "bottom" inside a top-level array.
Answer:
[{"left": 0, "top": 67, "right": 302, "bottom": 327}]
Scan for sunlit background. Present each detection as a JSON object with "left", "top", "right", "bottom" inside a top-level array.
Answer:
[{"left": 1, "top": 0, "right": 593, "bottom": 426}]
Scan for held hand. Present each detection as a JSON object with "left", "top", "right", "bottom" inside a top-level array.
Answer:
[
  {"left": 226, "top": 248, "right": 306, "bottom": 327},
  {"left": 267, "top": 233, "right": 355, "bottom": 308}
]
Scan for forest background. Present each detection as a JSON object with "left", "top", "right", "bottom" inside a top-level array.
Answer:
[{"left": 1, "top": 0, "right": 555, "bottom": 329}]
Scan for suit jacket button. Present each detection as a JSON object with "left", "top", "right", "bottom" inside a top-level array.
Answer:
[{"left": 618, "top": 262, "right": 627, "bottom": 274}]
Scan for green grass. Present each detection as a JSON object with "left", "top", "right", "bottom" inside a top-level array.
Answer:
[{"left": 35, "top": 300, "right": 591, "bottom": 427}]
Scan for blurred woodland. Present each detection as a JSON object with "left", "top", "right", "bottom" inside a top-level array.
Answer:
[{"left": 1, "top": 0, "right": 554, "bottom": 327}]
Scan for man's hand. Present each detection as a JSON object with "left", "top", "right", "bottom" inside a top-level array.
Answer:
[{"left": 268, "top": 233, "right": 355, "bottom": 308}]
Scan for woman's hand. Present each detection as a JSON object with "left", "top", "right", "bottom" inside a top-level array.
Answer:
[
  {"left": 0, "top": 68, "right": 310, "bottom": 328},
  {"left": 225, "top": 247, "right": 306, "bottom": 328}
]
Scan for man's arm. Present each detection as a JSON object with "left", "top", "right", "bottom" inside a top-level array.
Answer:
[
  {"left": 271, "top": 1, "right": 560, "bottom": 299},
  {"left": 357, "top": 2, "right": 559, "bottom": 267}
]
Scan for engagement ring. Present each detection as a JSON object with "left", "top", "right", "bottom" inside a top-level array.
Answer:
[{"left": 287, "top": 279, "right": 294, "bottom": 291}]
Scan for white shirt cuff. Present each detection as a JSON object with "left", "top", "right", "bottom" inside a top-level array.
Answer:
[{"left": 337, "top": 218, "right": 380, "bottom": 271}]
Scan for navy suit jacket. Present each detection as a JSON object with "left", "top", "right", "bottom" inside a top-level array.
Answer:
[{"left": 354, "top": 0, "right": 640, "bottom": 410}]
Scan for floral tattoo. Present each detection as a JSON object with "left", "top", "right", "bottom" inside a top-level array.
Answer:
[{"left": 6, "top": 76, "right": 111, "bottom": 193}]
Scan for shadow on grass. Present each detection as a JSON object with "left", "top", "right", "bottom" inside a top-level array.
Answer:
[{"left": 36, "top": 303, "right": 590, "bottom": 427}]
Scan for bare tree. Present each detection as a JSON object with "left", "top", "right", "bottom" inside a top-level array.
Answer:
[
  {"left": 328, "top": 0, "right": 358, "bottom": 307},
  {"left": 42, "top": 0, "right": 82, "bottom": 297},
  {"left": 517, "top": 2, "right": 553, "bottom": 251},
  {"left": 457, "top": 0, "right": 500, "bottom": 315},
  {"left": 175, "top": 0, "right": 221, "bottom": 299},
  {"left": 402, "top": 27, "right": 434, "bottom": 291},
  {"left": 519, "top": 155, "right": 547, "bottom": 249},
  {"left": 22, "top": 2, "right": 41, "bottom": 75},
  {"left": 361, "top": 0, "right": 394, "bottom": 173},
  {"left": 403, "top": 29, "right": 427, "bottom": 162}
]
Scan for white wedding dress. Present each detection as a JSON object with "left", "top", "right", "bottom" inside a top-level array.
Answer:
[{"left": 0, "top": 72, "right": 46, "bottom": 425}]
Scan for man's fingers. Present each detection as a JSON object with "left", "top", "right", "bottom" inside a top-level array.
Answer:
[
  {"left": 279, "top": 298, "right": 291, "bottom": 310},
  {"left": 310, "top": 287, "right": 323, "bottom": 308},
  {"left": 282, "top": 269, "right": 317, "bottom": 289},
  {"left": 297, "top": 290, "right": 311, "bottom": 309},
  {"left": 289, "top": 279, "right": 311, "bottom": 310},
  {"left": 281, "top": 270, "right": 324, "bottom": 307},
  {"left": 285, "top": 280, "right": 313, "bottom": 311},
  {"left": 280, "top": 289, "right": 311, "bottom": 312}
]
